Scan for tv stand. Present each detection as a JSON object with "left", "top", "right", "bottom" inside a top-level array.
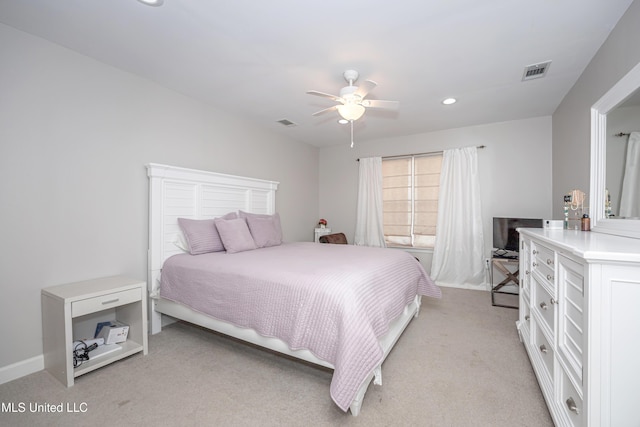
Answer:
[{"left": 490, "top": 255, "right": 519, "bottom": 309}]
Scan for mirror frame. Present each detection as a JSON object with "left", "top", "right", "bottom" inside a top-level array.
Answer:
[{"left": 590, "top": 61, "right": 640, "bottom": 238}]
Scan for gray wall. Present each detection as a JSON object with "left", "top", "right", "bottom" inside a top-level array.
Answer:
[
  {"left": 552, "top": 0, "right": 640, "bottom": 218},
  {"left": 318, "top": 116, "right": 553, "bottom": 282},
  {"left": 0, "top": 24, "right": 319, "bottom": 370}
]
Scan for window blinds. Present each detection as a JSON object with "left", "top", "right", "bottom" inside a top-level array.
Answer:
[{"left": 382, "top": 154, "right": 442, "bottom": 248}]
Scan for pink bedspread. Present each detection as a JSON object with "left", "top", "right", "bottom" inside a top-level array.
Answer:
[{"left": 160, "top": 242, "right": 441, "bottom": 411}]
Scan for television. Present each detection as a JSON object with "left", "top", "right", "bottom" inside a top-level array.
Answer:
[{"left": 492, "top": 217, "right": 543, "bottom": 257}]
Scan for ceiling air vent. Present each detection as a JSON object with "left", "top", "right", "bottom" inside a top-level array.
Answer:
[
  {"left": 522, "top": 61, "right": 552, "bottom": 81},
  {"left": 276, "top": 119, "right": 297, "bottom": 127}
]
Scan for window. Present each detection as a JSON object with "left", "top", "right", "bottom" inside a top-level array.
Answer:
[{"left": 382, "top": 154, "right": 443, "bottom": 248}]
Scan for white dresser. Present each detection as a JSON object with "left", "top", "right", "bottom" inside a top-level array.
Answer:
[{"left": 517, "top": 228, "right": 640, "bottom": 427}]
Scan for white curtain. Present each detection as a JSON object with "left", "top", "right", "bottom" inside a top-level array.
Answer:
[
  {"left": 431, "top": 147, "right": 485, "bottom": 288},
  {"left": 619, "top": 131, "right": 640, "bottom": 218},
  {"left": 354, "top": 157, "right": 387, "bottom": 247}
]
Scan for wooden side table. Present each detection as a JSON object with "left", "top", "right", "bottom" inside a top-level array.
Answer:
[{"left": 41, "top": 276, "right": 148, "bottom": 386}]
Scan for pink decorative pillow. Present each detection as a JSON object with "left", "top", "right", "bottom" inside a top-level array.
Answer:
[
  {"left": 177, "top": 212, "right": 237, "bottom": 255},
  {"left": 239, "top": 211, "right": 283, "bottom": 248},
  {"left": 214, "top": 217, "right": 257, "bottom": 254}
]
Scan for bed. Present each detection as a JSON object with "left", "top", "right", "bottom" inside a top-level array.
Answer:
[{"left": 146, "top": 163, "right": 441, "bottom": 415}]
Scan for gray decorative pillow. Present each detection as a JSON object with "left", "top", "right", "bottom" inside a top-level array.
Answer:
[
  {"left": 214, "top": 217, "right": 257, "bottom": 254},
  {"left": 177, "top": 212, "right": 237, "bottom": 255},
  {"left": 239, "top": 211, "right": 283, "bottom": 248}
]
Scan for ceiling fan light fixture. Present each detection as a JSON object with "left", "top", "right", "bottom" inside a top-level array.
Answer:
[
  {"left": 136, "top": 0, "right": 164, "bottom": 6},
  {"left": 337, "top": 103, "right": 365, "bottom": 121}
]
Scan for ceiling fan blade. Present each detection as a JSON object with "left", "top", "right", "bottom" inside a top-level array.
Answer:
[
  {"left": 306, "top": 90, "right": 342, "bottom": 102},
  {"left": 312, "top": 105, "right": 338, "bottom": 116},
  {"left": 362, "top": 99, "right": 399, "bottom": 110},
  {"left": 355, "top": 80, "right": 377, "bottom": 98}
]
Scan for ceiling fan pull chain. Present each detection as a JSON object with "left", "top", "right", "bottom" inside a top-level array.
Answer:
[{"left": 350, "top": 120, "right": 355, "bottom": 148}]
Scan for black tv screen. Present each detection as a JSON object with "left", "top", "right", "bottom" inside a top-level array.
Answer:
[{"left": 493, "top": 217, "right": 543, "bottom": 253}]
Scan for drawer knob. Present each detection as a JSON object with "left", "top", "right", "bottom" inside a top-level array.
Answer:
[
  {"left": 546, "top": 258, "right": 554, "bottom": 265},
  {"left": 532, "top": 262, "right": 538, "bottom": 267},
  {"left": 546, "top": 274, "right": 554, "bottom": 281},
  {"left": 525, "top": 315, "right": 530, "bottom": 321},
  {"left": 539, "top": 344, "right": 548, "bottom": 354},
  {"left": 532, "top": 250, "right": 538, "bottom": 255},
  {"left": 550, "top": 298, "right": 557, "bottom": 305},
  {"left": 566, "top": 397, "right": 579, "bottom": 414},
  {"left": 540, "top": 302, "right": 548, "bottom": 310},
  {"left": 525, "top": 270, "right": 530, "bottom": 275}
]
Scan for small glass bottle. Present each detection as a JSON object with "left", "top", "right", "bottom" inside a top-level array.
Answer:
[{"left": 581, "top": 214, "right": 590, "bottom": 231}]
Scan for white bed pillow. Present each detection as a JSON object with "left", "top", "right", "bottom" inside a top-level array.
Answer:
[
  {"left": 214, "top": 217, "right": 257, "bottom": 254},
  {"left": 239, "top": 211, "right": 283, "bottom": 248},
  {"left": 177, "top": 212, "right": 237, "bottom": 255}
]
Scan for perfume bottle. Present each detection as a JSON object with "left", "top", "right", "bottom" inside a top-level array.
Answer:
[{"left": 581, "top": 214, "right": 590, "bottom": 231}]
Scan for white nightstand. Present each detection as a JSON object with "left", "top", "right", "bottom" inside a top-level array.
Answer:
[
  {"left": 314, "top": 227, "right": 332, "bottom": 242},
  {"left": 41, "top": 276, "right": 148, "bottom": 387}
]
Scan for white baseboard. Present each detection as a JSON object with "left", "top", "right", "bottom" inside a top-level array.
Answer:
[{"left": 0, "top": 355, "right": 44, "bottom": 385}]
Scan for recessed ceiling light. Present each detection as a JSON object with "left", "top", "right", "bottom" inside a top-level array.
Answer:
[
  {"left": 442, "top": 98, "right": 457, "bottom": 105},
  {"left": 137, "top": 0, "right": 164, "bottom": 6}
]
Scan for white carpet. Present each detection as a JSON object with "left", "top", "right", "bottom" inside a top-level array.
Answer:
[{"left": 0, "top": 287, "right": 552, "bottom": 426}]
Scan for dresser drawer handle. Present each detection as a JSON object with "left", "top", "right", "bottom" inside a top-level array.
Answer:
[
  {"left": 532, "top": 249, "right": 538, "bottom": 255},
  {"left": 540, "top": 302, "right": 548, "bottom": 310},
  {"left": 546, "top": 258, "right": 553, "bottom": 265},
  {"left": 101, "top": 298, "right": 120, "bottom": 305},
  {"left": 546, "top": 274, "right": 554, "bottom": 281},
  {"left": 532, "top": 262, "right": 538, "bottom": 267},
  {"left": 566, "top": 397, "right": 579, "bottom": 414},
  {"left": 539, "top": 344, "right": 548, "bottom": 354},
  {"left": 550, "top": 298, "right": 557, "bottom": 305},
  {"left": 525, "top": 270, "right": 530, "bottom": 275},
  {"left": 525, "top": 315, "right": 530, "bottom": 321}
]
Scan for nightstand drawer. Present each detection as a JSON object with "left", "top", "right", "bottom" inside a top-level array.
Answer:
[{"left": 72, "top": 288, "right": 141, "bottom": 318}]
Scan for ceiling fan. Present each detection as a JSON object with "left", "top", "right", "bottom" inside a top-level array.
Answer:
[{"left": 307, "top": 70, "right": 399, "bottom": 147}]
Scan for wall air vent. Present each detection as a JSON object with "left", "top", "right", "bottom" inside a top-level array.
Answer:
[
  {"left": 522, "top": 61, "right": 552, "bottom": 81},
  {"left": 276, "top": 119, "right": 297, "bottom": 127}
]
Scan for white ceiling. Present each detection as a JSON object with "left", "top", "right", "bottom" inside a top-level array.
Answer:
[{"left": 0, "top": 0, "right": 634, "bottom": 147}]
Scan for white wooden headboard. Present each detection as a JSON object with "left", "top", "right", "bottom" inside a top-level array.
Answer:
[{"left": 146, "top": 163, "right": 279, "bottom": 333}]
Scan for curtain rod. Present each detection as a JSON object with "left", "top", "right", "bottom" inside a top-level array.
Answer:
[{"left": 357, "top": 145, "right": 486, "bottom": 161}]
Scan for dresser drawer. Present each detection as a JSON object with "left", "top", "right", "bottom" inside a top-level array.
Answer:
[
  {"left": 532, "top": 278, "right": 555, "bottom": 337},
  {"left": 558, "top": 369, "right": 583, "bottom": 427},
  {"left": 531, "top": 241, "right": 555, "bottom": 291},
  {"left": 533, "top": 323, "right": 554, "bottom": 382},
  {"left": 72, "top": 288, "right": 141, "bottom": 318},
  {"left": 519, "top": 294, "right": 531, "bottom": 347}
]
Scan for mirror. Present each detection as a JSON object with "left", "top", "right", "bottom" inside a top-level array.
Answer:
[
  {"left": 590, "top": 62, "right": 640, "bottom": 238},
  {"left": 606, "top": 91, "right": 640, "bottom": 217}
]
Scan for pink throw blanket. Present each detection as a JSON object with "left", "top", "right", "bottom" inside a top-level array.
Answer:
[{"left": 160, "top": 242, "right": 441, "bottom": 411}]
